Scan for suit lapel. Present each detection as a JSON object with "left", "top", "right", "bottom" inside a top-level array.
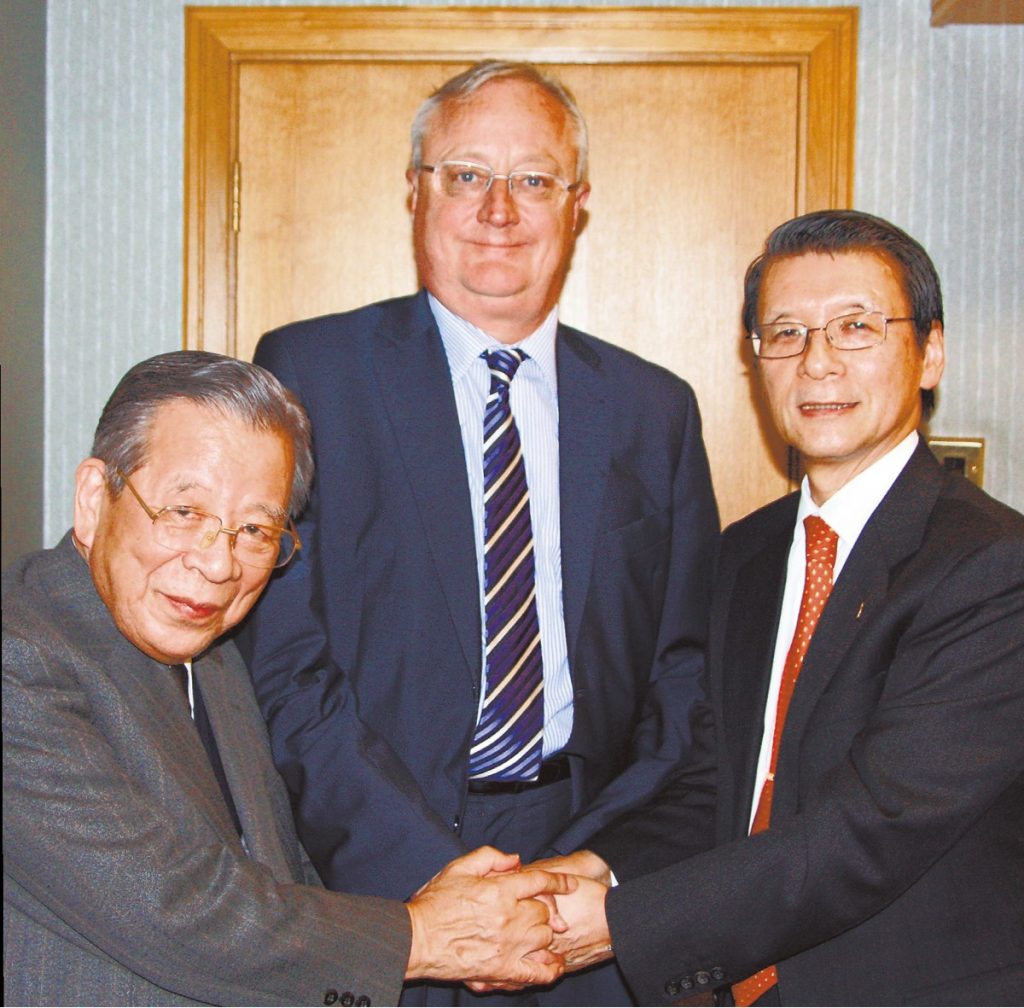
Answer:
[
  {"left": 120, "top": 653, "right": 242, "bottom": 845},
  {"left": 194, "top": 646, "right": 304, "bottom": 882},
  {"left": 50, "top": 537, "right": 302, "bottom": 880},
  {"left": 45, "top": 538, "right": 246, "bottom": 842},
  {"left": 556, "top": 327, "right": 615, "bottom": 662},
  {"left": 775, "top": 442, "right": 944, "bottom": 793},
  {"left": 720, "top": 504, "right": 794, "bottom": 836},
  {"left": 373, "top": 292, "right": 481, "bottom": 681}
]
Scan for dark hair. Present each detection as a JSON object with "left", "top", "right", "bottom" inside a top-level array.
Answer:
[
  {"left": 742, "top": 209, "right": 943, "bottom": 415},
  {"left": 91, "top": 351, "right": 314, "bottom": 518},
  {"left": 410, "top": 59, "right": 588, "bottom": 180}
]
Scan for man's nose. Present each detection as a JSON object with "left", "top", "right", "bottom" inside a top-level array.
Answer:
[
  {"left": 798, "top": 327, "right": 844, "bottom": 378},
  {"left": 477, "top": 177, "right": 519, "bottom": 225},
  {"left": 182, "top": 528, "right": 240, "bottom": 582}
]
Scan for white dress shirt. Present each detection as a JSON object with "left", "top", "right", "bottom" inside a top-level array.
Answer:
[
  {"left": 182, "top": 660, "right": 195, "bottom": 716},
  {"left": 749, "top": 431, "right": 919, "bottom": 830},
  {"left": 429, "top": 294, "right": 573, "bottom": 756}
]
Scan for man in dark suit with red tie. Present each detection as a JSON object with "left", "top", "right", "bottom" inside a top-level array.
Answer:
[{"left": 541, "top": 210, "right": 1024, "bottom": 1005}]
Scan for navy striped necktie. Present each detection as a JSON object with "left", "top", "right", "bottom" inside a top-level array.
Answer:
[{"left": 468, "top": 348, "right": 544, "bottom": 782}]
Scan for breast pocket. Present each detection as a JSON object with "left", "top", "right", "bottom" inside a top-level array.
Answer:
[{"left": 601, "top": 505, "right": 673, "bottom": 559}]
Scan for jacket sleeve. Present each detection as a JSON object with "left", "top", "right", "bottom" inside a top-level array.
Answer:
[{"left": 549, "top": 380, "right": 720, "bottom": 856}]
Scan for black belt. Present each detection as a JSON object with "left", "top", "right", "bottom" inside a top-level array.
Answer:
[{"left": 467, "top": 754, "right": 571, "bottom": 795}]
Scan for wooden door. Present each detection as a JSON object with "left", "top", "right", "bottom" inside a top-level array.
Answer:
[{"left": 185, "top": 7, "right": 856, "bottom": 525}]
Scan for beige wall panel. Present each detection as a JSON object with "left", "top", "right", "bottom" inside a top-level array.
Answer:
[
  {"left": 237, "top": 62, "right": 425, "bottom": 345},
  {"left": 556, "top": 63, "right": 799, "bottom": 516}
]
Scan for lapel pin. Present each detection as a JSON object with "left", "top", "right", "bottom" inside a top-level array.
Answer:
[{"left": 856, "top": 601, "right": 865, "bottom": 619}]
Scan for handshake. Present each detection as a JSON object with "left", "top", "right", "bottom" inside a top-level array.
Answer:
[{"left": 405, "top": 848, "right": 615, "bottom": 991}]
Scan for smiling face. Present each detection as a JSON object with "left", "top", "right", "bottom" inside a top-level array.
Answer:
[
  {"left": 756, "top": 251, "right": 945, "bottom": 503},
  {"left": 73, "top": 399, "right": 293, "bottom": 664},
  {"left": 408, "top": 77, "right": 589, "bottom": 344}
]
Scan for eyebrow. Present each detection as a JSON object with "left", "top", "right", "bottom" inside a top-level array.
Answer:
[
  {"left": 442, "top": 153, "right": 564, "bottom": 171},
  {"left": 166, "top": 480, "right": 288, "bottom": 525},
  {"left": 258, "top": 506, "right": 290, "bottom": 525},
  {"left": 764, "top": 301, "right": 871, "bottom": 324}
]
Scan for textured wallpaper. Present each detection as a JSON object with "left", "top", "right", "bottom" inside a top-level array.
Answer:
[{"left": 45, "top": 0, "right": 1023, "bottom": 540}]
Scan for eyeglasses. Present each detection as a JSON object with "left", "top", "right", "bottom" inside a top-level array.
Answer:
[
  {"left": 117, "top": 468, "right": 300, "bottom": 569},
  {"left": 749, "top": 311, "right": 916, "bottom": 359},
  {"left": 420, "top": 161, "right": 582, "bottom": 205}
]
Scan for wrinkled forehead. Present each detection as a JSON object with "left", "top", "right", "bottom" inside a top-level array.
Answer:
[{"left": 140, "top": 402, "right": 293, "bottom": 501}]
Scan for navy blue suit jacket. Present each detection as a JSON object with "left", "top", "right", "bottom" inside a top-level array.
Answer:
[
  {"left": 236, "top": 291, "right": 719, "bottom": 899},
  {"left": 593, "top": 442, "right": 1024, "bottom": 1005}
]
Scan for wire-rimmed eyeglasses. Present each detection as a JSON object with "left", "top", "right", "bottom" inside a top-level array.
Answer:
[
  {"left": 117, "top": 468, "right": 300, "bottom": 569},
  {"left": 420, "top": 161, "right": 582, "bottom": 205},
  {"left": 749, "top": 311, "right": 915, "bottom": 359}
]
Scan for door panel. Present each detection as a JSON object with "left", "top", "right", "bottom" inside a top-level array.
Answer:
[
  {"left": 238, "top": 62, "right": 426, "bottom": 340},
  {"left": 186, "top": 7, "right": 856, "bottom": 525}
]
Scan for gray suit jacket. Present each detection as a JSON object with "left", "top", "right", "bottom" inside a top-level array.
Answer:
[{"left": 3, "top": 534, "right": 410, "bottom": 1006}]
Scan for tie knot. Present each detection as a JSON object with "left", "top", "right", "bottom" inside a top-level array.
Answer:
[
  {"left": 484, "top": 348, "right": 527, "bottom": 386},
  {"left": 803, "top": 515, "right": 839, "bottom": 564}
]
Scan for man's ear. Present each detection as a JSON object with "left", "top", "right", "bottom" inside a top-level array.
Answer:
[
  {"left": 73, "top": 458, "right": 109, "bottom": 552},
  {"left": 571, "top": 181, "right": 591, "bottom": 234},
  {"left": 407, "top": 167, "right": 420, "bottom": 215},
  {"left": 920, "top": 321, "right": 945, "bottom": 391}
]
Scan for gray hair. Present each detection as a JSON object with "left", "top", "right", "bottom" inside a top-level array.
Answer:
[
  {"left": 410, "top": 60, "right": 589, "bottom": 181},
  {"left": 91, "top": 351, "right": 314, "bottom": 518}
]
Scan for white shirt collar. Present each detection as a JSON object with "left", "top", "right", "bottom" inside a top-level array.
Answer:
[
  {"left": 428, "top": 293, "right": 558, "bottom": 395},
  {"left": 796, "top": 431, "right": 919, "bottom": 550}
]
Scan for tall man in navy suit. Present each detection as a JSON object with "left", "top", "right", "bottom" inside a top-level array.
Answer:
[
  {"left": 540, "top": 210, "right": 1024, "bottom": 1005},
  {"left": 237, "top": 60, "right": 719, "bottom": 1004}
]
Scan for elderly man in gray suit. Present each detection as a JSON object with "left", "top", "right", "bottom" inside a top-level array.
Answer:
[{"left": 2, "top": 351, "right": 575, "bottom": 1007}]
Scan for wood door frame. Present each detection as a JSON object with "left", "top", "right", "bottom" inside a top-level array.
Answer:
[{"left": 184, "top": 5, "right": 856, "bottom": 355}]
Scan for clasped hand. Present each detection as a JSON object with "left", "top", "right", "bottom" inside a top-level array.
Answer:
[
  {"left": 407, "top": 847, "right": 615, "bottom": 994},
  {"left": 525, "top": 850, "right": 615, "bottom": 973},
  {"left": 406, "top": 846, "right": 578, "bottom": 989}
]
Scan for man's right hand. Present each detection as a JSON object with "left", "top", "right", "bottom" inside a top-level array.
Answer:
[
  {"left": 405, "top": 846, "right": 577, "bottom": 988},
  {"left": 525, "top": 848, "right": 614, "bottom": 886}
]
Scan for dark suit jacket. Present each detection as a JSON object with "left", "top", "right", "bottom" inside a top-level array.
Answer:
[
  {"left": 593, "top": 441, "right": 1024, "bottom": 1005},
  {"left": 236, "top": 291, "right": 719, "bottom": 899},
  {"left": 3, "top": 535, "right": 410, "bottom": 1007}
]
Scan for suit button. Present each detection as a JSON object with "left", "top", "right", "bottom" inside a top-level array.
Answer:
[
  {"left": 665, "top": 980, "right": 682, "bottom": 996},
  {"left": 452, "top": 817, "right": 461, "bottom": 831},
  {"left": 680, "top": 975, "right": 695, "bottom": 990},
  {"left": 323, "top": 992, "right": 338, "bottom": 1006},
  {"left": 340, "top": 993, "right": 354, "bottom": 1006},
  {"left": 355, "top": 999, "right": 371, "bottom": 1007},
  {"left": 711, "top": 966, "right": 725, "bottom": 982},
  {"left": 695, "top": 971, "right": 711, "bottom": 986}
]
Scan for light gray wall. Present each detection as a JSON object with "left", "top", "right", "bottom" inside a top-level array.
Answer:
[
  {"left": 2, "top": 0, "right": 47, "bottom": 566},
  {"left": 40, "top": 0, "right": 1024, "bottom": 544}
]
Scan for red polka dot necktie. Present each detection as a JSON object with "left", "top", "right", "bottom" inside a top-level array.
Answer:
[{"left": 732, "top": 515, "right": 839, "bottom": 1006}]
